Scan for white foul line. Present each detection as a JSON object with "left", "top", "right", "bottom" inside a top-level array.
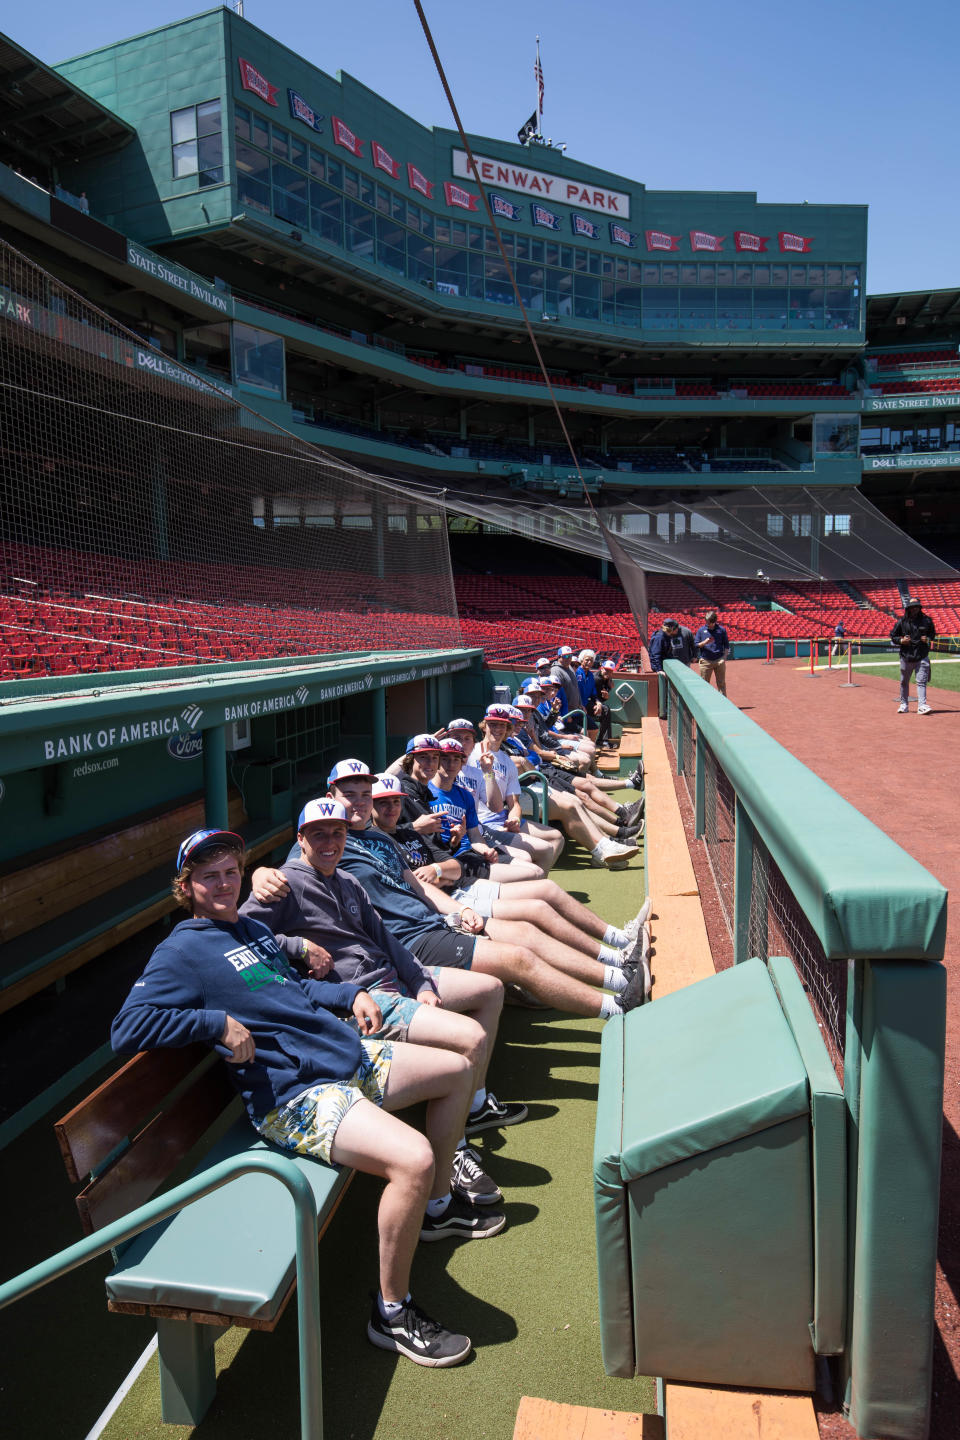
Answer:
[{"left": 83, "top": 1334, "right": 158, "bottom": 1440}]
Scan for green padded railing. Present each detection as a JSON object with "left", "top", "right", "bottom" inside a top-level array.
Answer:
[
  {"left": 0, "top": 1153, "right": 327, "bottom": 1440},
  {"left": 661, "top": 658, "right": 947, "bottom": 1440}
]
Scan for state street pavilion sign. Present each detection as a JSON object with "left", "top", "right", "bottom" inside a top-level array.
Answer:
[{"left": 452, "top": 151, "right": 630, "bottom": 218}]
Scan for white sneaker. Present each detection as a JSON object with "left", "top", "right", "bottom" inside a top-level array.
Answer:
[
  {"left": 897, "top": 703, "right": 909, "bottom": 713},
  {"left": 623, "top": 898, "right": 652, "bottom": 942},
  {"left": 918, "top": 704, "right": 931, "bottom": 715},
  {"left": 590, "top": 837, "right": 639, "bottom": 867}
]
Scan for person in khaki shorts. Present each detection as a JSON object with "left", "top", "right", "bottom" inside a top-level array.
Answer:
[{"left": 694, "top": 610, "right": 731, "bottom": 695}]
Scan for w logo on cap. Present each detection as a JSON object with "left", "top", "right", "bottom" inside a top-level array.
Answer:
[
  {"left": 315, "top": 800, "right": 338, "bottom": 816},
  {"left": 348, "top": 761, "right": 364, "bottom": 773}
]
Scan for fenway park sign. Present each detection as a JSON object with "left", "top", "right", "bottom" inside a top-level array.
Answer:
[{"left": 452, "top": 151, "right": 630, "bottom": 217}]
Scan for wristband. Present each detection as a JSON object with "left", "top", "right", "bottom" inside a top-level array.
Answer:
[
  {"left": 299, "top": 939, "right": 309, "bottom": 961},
  {"left": 433, "top": 863, "right": 442, "bottom": 882}
]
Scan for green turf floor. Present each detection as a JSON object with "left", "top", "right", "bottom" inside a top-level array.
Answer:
[
  {"left": 842, "top": 658, "right": 960, "bottom": 693},
  {"left": 93, "top": 802, "right": 654, "bottom": 1440}
]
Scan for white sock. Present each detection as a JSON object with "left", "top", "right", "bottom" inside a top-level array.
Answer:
[
  {"left": 598, "top": 943, "right": 623, "bottom": 966},
  {"left": 470, "top": 1089, "right": 486, "bottom": 1114},
  {"left": 426, "top": 1194, "right": 452, "bottom": 1218},
  {"left": 378, "top": 1291, "right": 411, "bottom": 1319},
  {"left": 603, "top": 924, "right": 630, "bottom": 947},
  {"left": 599, "top": 993, "right": 621, "bottom": 1018},
  {"left": 603, "top": 965, "right": 628, "bottom": 993}
]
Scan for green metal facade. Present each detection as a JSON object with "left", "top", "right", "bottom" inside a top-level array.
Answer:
[{"left": 53, "top": 9, "right": 866, "bottom": 347}]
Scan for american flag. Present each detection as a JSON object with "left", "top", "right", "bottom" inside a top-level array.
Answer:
[{"left": 535, "top": 43, "right": 544, "bottom": 116}]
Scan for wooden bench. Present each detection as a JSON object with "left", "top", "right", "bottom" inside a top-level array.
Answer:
[
  {"left": 0, "top": 794, "right": 292, "bottom": 1014},
  {"left": 55, "top": 1042, "right": 353, "bottom": 1426}
]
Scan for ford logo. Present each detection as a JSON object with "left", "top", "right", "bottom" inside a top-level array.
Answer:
[{"left": 168, "top": 731, "right": 203, "bottom": 761}]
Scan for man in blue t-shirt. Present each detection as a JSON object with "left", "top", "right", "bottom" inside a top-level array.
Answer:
[{"left": 694, "top": 610, "right": 731, "bottom": 695}]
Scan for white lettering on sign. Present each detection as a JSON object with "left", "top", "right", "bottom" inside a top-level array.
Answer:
[
  {"left": 43, "top": 714, "right": 181, "bottom": 761},
  {"left": 127, "top": 243, "right": 230, "bottom": 313},
  {"left": 452, "top": 151, "right": 630, "bottom": 217},
  {"left": 866, "top": 394, "right": 957, "bottom": 412}
]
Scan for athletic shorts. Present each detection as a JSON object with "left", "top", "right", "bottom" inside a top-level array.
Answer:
[
  {"left": 255, "top": 1038, "right": 394, "bottom": 1167},
  {"left": 345, "top": 985, "right": 421, "bottom": 1041},
  {"left": 482, "top": 820, "right": 529, "bottom": 841},
  {"left": 451, "top": 878, "right": 501, "bottom": 918},
  {"left": 409, "top": 927, "right": 477, "bottom": 969}
]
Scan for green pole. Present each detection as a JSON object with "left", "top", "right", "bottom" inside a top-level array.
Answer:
[
  {"left": 203, "top": 724, "right": 229, "bottom": 829},
  {"left": 846, "top": 958, "right": 945, "bottom": 1440},
  {"left": 372, "top": 687, "right": 387, "bottom": 772},
  {"left": 733, "top": 799, "right": 754, "bottom": 965}
]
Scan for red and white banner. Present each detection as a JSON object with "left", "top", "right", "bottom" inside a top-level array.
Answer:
[
  {"left": 407, "top": 163, "right": 434, "bottom": 199},
  {"left": 372, "top": 142, "right": 400, "bottom": 179},
  {"left": 331, "top": 116, "right": 364, "bottom": 158},
  {"left": 779, "top": 231, "right": 812, "bottom": 253},
  {"left": 645, "top": 230, "right": 680, "bottom": 252},
  {"left": 444, "top": 181, "right": 478, "bottom": 212},
  {"left": 734, "top": 231, "right": 769, "bottom": 252},
  {"left": 690, "top": 230, "right": 725, "bottom": 252},
  {"left": 238, "top": 58, "right": 278, "bottom": 107}
]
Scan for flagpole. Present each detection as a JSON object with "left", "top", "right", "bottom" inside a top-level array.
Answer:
[{"left": 535, "top": 35, "right": 542, "bottom": 138}]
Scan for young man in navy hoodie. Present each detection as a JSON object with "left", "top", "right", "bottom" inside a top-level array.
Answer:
[{"left": 112, "top": 824, "right": 504, "bottom": 1369}]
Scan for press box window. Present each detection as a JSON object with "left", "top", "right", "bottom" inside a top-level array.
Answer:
[{"left": 171, "top": 100, "right": 222, "bottom": 186}]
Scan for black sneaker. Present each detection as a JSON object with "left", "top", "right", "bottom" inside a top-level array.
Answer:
[
  {"left": 419, "top": 1193, "right": 507, "bottom": 1242},
  {"left": 619, "top": 954, "right": 652, "bottom": 1011},
  {"left": 628, "top": 765, "right": 645, "bottom": 791},
  {"left": 464, "top": 1091, "right": 529, "bottom": 1135},
  {"left": 618, "top": 796, "right": 645, "bottom": 825},
  {"left": 504, "top": 983, "right": 551, "bottom": 1009},
  {"left": 367, "top": 1294, "right": 472, "bottom": 1367},
  {"left": 451, "top": 1146, "right": 502, "bottom": 1206}
]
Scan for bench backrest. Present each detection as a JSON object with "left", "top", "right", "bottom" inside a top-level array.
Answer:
[
  {"left": 55, "top": 1045, "right": 236, "bottom": 1236},
  {"left": 1, "top": 793, "right": 246, "bottom": 944}
]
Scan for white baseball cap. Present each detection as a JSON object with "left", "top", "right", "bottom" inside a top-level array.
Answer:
[
  {"left": 371, "top": 774, "right": 403, "bottom": 799},
  {"left": 327, "top": 758, "right": 373, "bottom": 784},
  {"left": 299, "top": 797, "right": 348, "bottom": 827}
]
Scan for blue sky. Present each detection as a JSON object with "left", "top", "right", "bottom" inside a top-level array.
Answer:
[{"left": 12, "top": 0, "right": 960, "bottom": 295}]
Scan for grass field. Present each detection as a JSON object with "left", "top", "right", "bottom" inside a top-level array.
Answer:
[{"left": 801, "top": 654, "right": 960, "bottom": 694}]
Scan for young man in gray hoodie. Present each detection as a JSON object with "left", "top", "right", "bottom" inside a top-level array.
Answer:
[{"left": 240, "top": 790, "right": 515, "bottom": 1208}]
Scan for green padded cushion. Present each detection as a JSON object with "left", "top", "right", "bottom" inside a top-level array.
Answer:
[
  {"left": 768, "top": 955, "right": 846, "bottom": 1354},
  {"left": 618, "top": 958, "right": 808, "bottom": 1182},
  {"left": 105, "top": 1119, "right": 349, "bottom": 1321}
]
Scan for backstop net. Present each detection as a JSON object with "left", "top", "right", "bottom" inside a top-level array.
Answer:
[{"left": 0, "top": 239, "right": 461, "bottom": 678}]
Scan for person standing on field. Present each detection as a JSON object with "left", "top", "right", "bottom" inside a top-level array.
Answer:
[
  {"left": 890, "top": 598, "right": 936, "bottom": 715},
  {"left": 694, "top": 611, "right": 731, "bottom": 695}
]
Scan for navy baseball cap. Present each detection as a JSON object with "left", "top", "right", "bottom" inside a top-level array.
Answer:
[{"left": 176, "top": 828, "right": 244, "bottom": 873}]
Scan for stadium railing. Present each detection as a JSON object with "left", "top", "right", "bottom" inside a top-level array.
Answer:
[{"left": 659, "top": 657, "right": 946, "bottom": 1440}]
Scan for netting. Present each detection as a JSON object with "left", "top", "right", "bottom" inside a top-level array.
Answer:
[
  {"left": 671, "top": 690, "right": 846, "bottom": 1079},
  {"left": 747, "top": 834, "right": 847, "bottom": 1079},
  {"left": 409, "top": 481, "right": 958, "bottom": 584},
  {"left": 0, "top": 239, "right": 460, "bottom": 680}
]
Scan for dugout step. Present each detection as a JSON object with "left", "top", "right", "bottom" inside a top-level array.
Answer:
[{"left": 594, "top": 957, "right": 845, "bottom": 1393}]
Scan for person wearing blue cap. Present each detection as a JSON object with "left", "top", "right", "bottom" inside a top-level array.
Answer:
[{"left": 112, "top": 827, "right": 497, "bottom": 1368}]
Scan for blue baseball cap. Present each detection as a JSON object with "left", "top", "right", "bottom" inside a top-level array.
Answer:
[{"left": 176, "top": 828, "right": 244, "bottom": 873}]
